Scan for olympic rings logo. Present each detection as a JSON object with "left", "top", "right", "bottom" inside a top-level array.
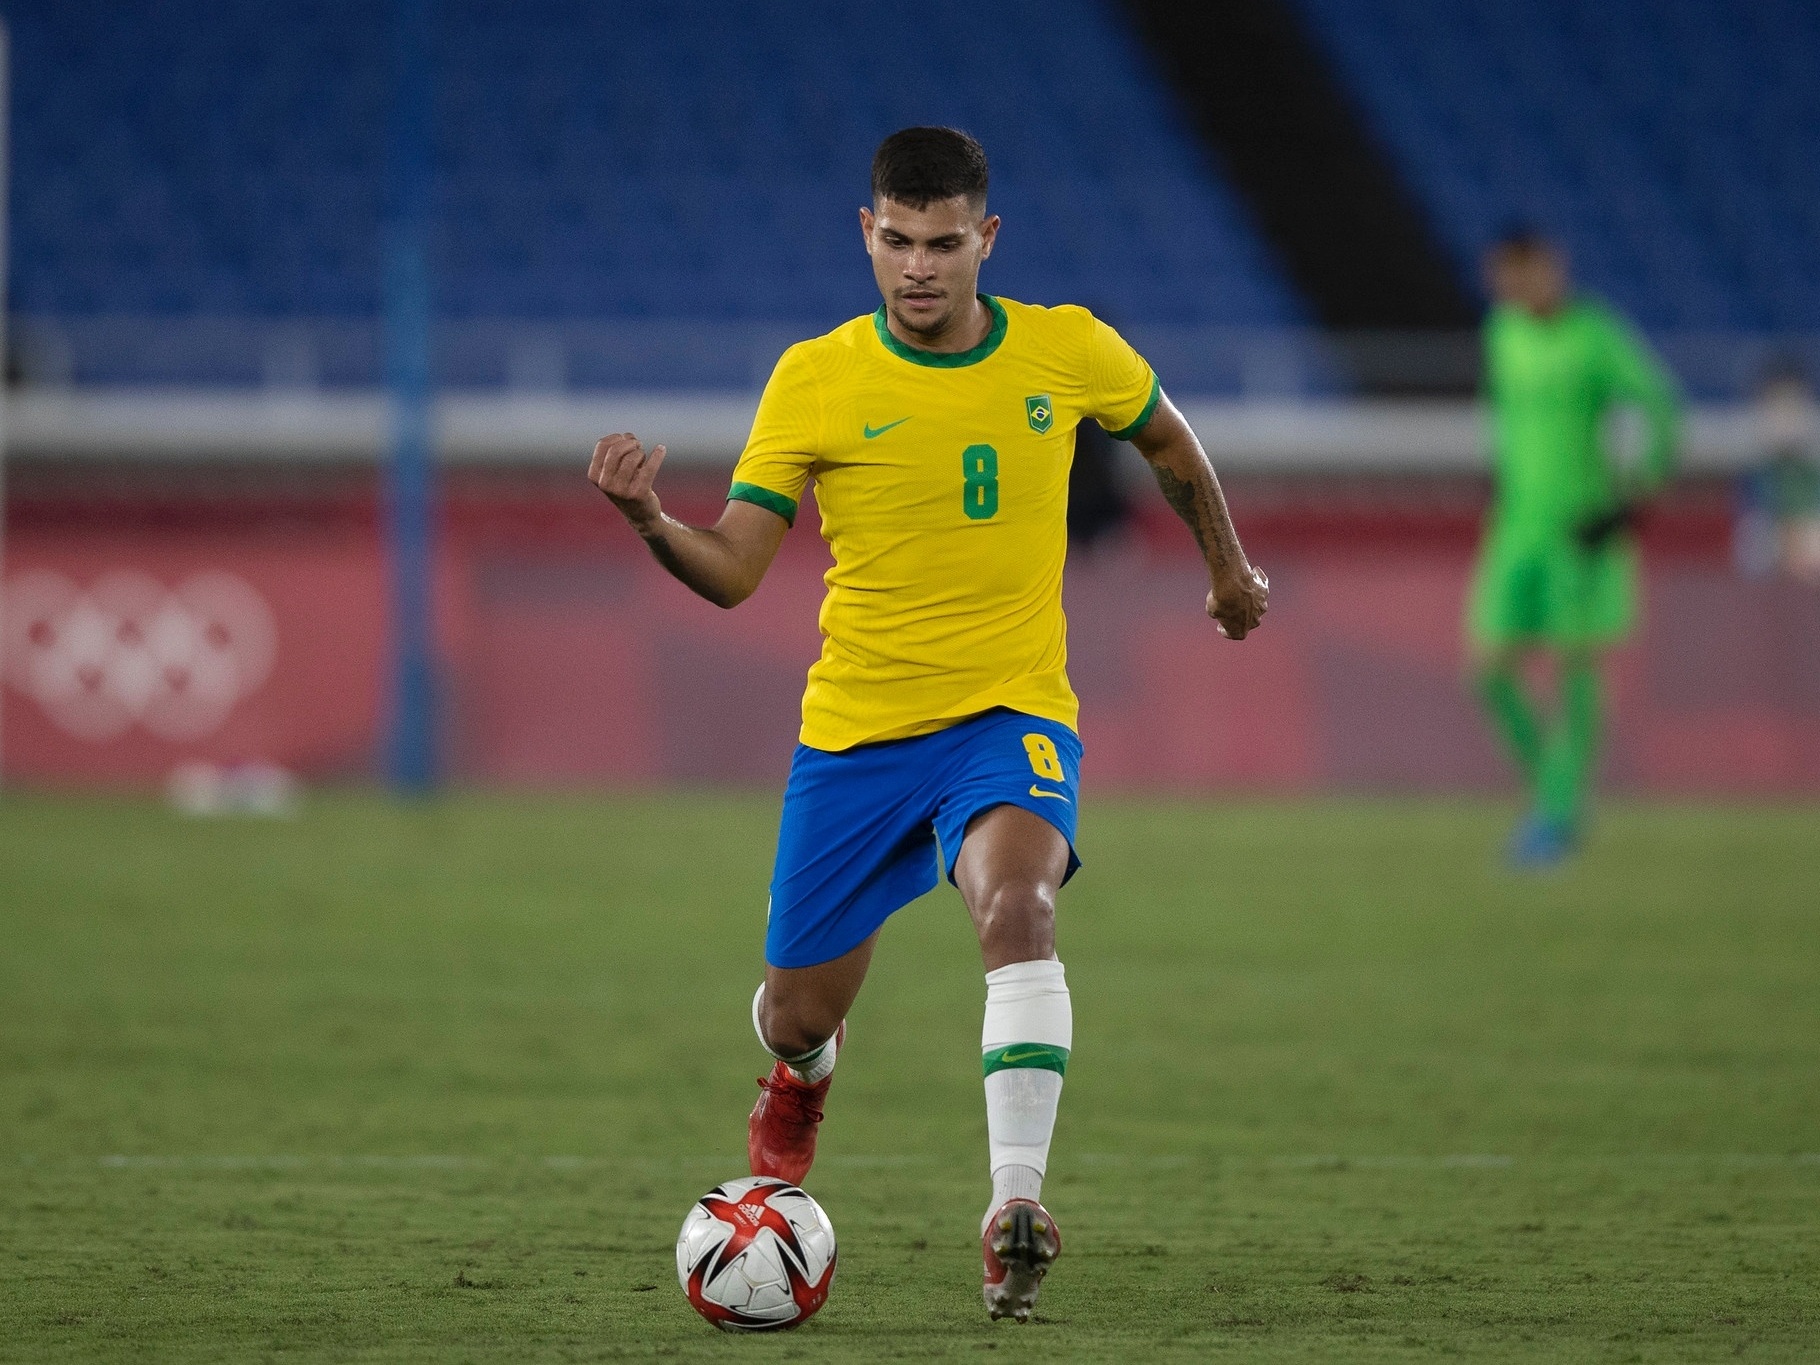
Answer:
[{"left": 3, "top": 571, "right": 277, "bottom": 742}]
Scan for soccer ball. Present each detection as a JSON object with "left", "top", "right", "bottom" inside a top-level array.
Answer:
[{"left": 675, "top": 1176, "right": 837, "bottom": 1331}]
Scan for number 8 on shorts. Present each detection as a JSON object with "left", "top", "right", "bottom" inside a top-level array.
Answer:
[{"left": 1022, "top": 733, "right": 1064, "bottom": 782}]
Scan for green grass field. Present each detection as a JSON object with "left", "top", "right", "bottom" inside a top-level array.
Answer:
[{"left": 2, "top": 794, "right": 1817, "bottom": 1362}]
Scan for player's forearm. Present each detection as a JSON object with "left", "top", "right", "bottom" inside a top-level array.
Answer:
[
  {"left": 1606, "top": 397, "right": 1680, "bottom": 507},
  {"left": 1155, "top": 461, "right": 1252, "bottom": 587},
  {"left": 1613, "top": 340, "right": 1682, "bottom": 498},
  {"left": 1137, "top": 419, "right": 1255, "bottom": 588},
  {"left": 632, "top": 512, "right": 765, "bottom": 609},
  {"left": 590, "top": 434, "right": 782, "bottom": 607},
  {"left": 1641, "top": 391, "right": 1681, "bottom": 494}
]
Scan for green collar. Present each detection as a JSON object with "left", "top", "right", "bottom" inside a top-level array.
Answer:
[{"left": 871, "top": 294, "right": 1007, "bottom": 368}]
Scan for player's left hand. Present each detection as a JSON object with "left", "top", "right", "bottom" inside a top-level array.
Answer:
[
  {"left": 1575, "top": 501, "right": 1639, "bottom": 550},
  {"left": 1208, "top": 564, "right": 1268, "bottom": 639}
]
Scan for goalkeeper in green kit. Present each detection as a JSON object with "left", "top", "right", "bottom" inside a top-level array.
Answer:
[{"left": 1471, "top": 227, "right": 1681, "bottom": 867}]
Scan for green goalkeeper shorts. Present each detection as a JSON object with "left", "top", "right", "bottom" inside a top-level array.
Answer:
[{"left": 1467, "top": 526, "right": 1639, "bottom": 649}]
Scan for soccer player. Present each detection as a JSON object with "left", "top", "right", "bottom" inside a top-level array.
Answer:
[
  {"left": 589, "top": 127, "right": 1268, "bottom": 1320},
  {"left": 1471, "top": 227, "right": 1680, "bottom": 867}
]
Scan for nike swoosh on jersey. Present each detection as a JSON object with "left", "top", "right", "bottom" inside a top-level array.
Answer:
[
  {"left": 862, "top": 417, "right": 912, "bottom": 439},
  {"left": 1027, "top": 785, "right": 1071, "bottom": 802}
]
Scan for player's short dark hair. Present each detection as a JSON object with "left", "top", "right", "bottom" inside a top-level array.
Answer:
[
  {"left": 871, "top": 127, "right": 989, "bottom": 211},
  {"left": 1491, "top": 219, "right": 1555, "bottom": 256}
]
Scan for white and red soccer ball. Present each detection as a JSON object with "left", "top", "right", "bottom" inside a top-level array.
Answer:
[{"left": 675, "top": 1176, "right": 837, "bottom": 1331}]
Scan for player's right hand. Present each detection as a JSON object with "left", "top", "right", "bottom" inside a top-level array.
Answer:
[{"left": 589, "top": 433, "right": 667, "bottom": 530}]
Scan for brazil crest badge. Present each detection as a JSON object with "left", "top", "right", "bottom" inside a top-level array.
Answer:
[{"left": 1025, "top": 394, "right": 1054, "bottom": 434}]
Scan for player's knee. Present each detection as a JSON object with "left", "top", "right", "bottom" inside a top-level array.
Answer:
[
  {"left": 1560, "top": 644, "right": 1600, "bottom": 671},
  {"left": 759, "top": 991, "right": 839, "bottom": 1059},
  {"left": 973, "top": 879, "right": 1055, "bottom": 956},
  {"left": 1469, "top": 648, "right": 1516, "bottom": 689},
  {"left": 760, "top": 1013, "right": 828, "bottom": 1059}
]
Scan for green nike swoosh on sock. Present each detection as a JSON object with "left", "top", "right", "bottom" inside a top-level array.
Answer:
[{"left": 982, "top": 1042, "right": 1070, "bottom": 1076}]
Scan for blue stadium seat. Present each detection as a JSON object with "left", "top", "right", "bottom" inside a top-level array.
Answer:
[
  {"left": 1288, "top": 0, "right": 1820, "bottom": 332},
  {"left": 7, "top": 0, "right": 1308, "bottom": 339}
]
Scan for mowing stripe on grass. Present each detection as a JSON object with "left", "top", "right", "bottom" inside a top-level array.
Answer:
[{"left": 69, "top": 1151, "right": 1820, "bottom": 1172}]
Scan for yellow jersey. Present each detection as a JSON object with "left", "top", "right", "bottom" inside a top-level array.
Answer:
[{"left": 728, "top": 294, "right": 1160, "bottom": 752}]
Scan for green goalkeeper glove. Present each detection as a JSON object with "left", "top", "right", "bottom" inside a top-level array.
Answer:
[{"left": 1575, "top": 501, "right": 1641, "bottom": 550}]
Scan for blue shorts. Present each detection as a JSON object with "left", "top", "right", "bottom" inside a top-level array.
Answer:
[{"left": 765, "top": 709, "right": 1083, "bottom": 968}]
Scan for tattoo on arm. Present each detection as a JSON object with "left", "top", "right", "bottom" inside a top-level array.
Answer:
[
  {"left": 643, "top": 523, "right": 689, "bottom": 581},
  {"left": 1152, "top": 462, "right": 1235, "bottom": 578},
  {"left": 636, "top": 514, "right": 757, "bottom": 609}
]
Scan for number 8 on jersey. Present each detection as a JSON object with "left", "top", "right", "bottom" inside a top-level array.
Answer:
[{"left": 963, "top": 444, "right": 1000, "bottom": 520}]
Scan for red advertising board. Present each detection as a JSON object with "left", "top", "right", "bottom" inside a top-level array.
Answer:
[{"left": 5, "top": 480, "right": 1817, "bottom": 792}]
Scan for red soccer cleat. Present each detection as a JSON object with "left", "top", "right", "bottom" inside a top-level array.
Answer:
[
  {"left": 747, "top": 1022, "right": 844, "bottom": 1186},
  {"left": 981, "top": 1197, "right": 1062, "bottom": 1322}
]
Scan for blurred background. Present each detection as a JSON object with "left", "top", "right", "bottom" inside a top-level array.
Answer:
[{"left": 3, "top": 0, "right": 1817, "bottom": 795}]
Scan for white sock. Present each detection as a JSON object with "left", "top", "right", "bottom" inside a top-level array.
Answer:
[
  {"left": 992, "top": 1163, "right": 1044, "bottom": 1211},
  {"left": 751, "top": 983, "right": 839, "bottom": 1085},
  {"left": 981, "top": 959, "right": 1071, "bottom": 1223}
]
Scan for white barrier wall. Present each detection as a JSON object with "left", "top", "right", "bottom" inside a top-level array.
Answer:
[{"left": 4, "top": 390, "right": 1770, "bottom": 474}]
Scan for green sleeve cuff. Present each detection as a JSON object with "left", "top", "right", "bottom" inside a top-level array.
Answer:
[
  {"left": 1106, "top": 373, "right": 1162, "bottom": 441},
  {"left": 727, "top": 481, "right": 798, "bottom": 526}
]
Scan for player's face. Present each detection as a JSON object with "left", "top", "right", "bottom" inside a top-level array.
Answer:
[
  {"left": 1487, "top": 245, "right": 1568, "bottom": 318},
  {"left": 860, "top": 196, "right": 1000, "bottom": 340}
]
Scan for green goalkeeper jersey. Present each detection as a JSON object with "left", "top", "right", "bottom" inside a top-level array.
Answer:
[{"left": 1484, "top": 298, "right": 1680, "bottom": 538}]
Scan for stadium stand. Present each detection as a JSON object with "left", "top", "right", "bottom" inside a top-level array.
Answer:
[
  {"left": 7, "top": 0, "right": 1307, "bottom": 360},
  {"left": 1121, "top": 0, "right": 1475, "bottom": 336},
  {"left": 1288, "top": 0, "right": 1820, "bottom": 332}
]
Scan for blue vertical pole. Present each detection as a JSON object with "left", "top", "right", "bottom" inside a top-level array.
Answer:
[
  {"left": 0, "top": 22, "right": 11, "bottom": 790},
  {"left": 384, "top": 0, "right": 437, "bottom": 791}
]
